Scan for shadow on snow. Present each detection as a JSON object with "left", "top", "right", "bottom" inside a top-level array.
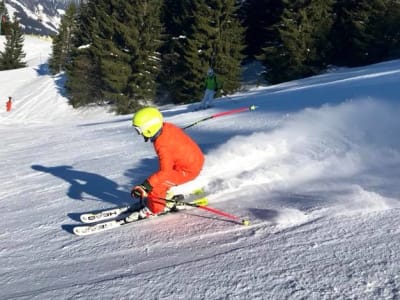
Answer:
[{"left": 31, "top": 164, "right": 133, "bottom": 233}]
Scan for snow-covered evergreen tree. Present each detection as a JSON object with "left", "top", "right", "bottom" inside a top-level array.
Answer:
[{"left": 0, "top": 15, "right": 26, "bottom": 70}]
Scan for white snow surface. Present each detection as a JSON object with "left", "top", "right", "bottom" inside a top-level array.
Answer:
[{"left": 1, "top": 36, "right": 400, "bottom": 299}]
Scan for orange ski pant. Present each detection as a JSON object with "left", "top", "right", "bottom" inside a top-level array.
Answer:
[{"left": 146, "top": 169, "right": 200, "bottom": 214}]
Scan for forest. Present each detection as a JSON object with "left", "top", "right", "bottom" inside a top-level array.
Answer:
[{"left": 2, "top": 0, "right": 400, "bottom": 114}]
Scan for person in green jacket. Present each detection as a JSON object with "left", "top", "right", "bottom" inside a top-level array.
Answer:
[{"left": 199, "top": 68, "right": 221, "bottom": 110}]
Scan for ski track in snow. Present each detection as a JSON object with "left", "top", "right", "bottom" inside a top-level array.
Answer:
[
  {"left": 4, "top": 211, "right": 400, "bottom": 299},
  {"left": 1, "top": 36, "right": 400, "bottom": 299}
]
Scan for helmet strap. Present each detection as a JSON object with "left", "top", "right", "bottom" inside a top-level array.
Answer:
[{"left": 150, "top": 127, "right": 162, "bottom": 142}]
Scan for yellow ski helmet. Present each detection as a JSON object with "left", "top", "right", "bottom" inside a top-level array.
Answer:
[{"left": 132, "top": 107, "right": 163, "bottom": 138}]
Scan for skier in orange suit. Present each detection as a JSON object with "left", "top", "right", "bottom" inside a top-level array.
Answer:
[{"left": 130, "top": 107, "right": 204, "bottom": 219}]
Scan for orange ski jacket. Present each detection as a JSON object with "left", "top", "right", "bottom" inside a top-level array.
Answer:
[
  {"left": 6, "top": 99, "right": 12, "bottom": 112},
  {"left": 147, "top": 122, "right": 204, "bottom": 195}
]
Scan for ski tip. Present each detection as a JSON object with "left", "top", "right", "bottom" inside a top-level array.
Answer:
[
  {"left": 72, "top": 227, "right": 85, "bottom": 236},
  {"left": 242, "top": 219, "right": 250, "bottom": 226}
]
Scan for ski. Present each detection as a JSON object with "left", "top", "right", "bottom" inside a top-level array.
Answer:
[
  {"left": 79, "top": 188, "right": 205, "bottom": 224},
  {"left": 79, "top": 205, "right": 136, "bottom": 224},
  {"left": 73, "top": 197, "right": 208, "bottom": 236},
  {"left": 73, "top": 218, "right": 127, "bottom": 236}
]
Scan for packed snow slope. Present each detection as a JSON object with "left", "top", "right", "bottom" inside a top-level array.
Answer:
[{"left": 1, "top": 36, "right": 400, "bottom": 299}]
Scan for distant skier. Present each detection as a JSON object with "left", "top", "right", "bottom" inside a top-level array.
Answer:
[
  {"left": 198, "top": 68, "right": 221, "bottom": 110},
  {"left": 6, "top": 96, "right": 12, "bottom": 112},
  {"left": 129, "top": 107, "right": 204, "bottom": 220}
]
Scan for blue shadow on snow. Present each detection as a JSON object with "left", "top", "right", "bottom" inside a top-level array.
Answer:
[{"left": 31, "top": 165, "right": 132, "bottom": 231}]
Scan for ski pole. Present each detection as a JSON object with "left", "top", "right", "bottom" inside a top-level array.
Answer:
[
  {"left": 183, "top": 105, "right": 257, "bottom": 130},
  {"left": 163, "top": 197, "right": 250, "bottom": 226},
  {"left": 163, "top": 196, "right": 208, "bottom": 207},
  {"left": 196, "top": 205, "right": 250, "bottom": 226}
]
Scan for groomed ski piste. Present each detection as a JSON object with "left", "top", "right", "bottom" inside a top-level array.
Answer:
[{"left": 1, "top": 36, "right": 400, "bottom": 299}]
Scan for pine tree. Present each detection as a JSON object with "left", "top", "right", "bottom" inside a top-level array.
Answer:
[
  {"left": 356, "top": 0, "right": 400, "bottom": 64},
  {"left": 240, "top": 0, "right": 284, "bottom": 58},
  {"left": 49, "top": 3, "right": 77, "bottom": 74},
  {"left": 260, "top": 0, "right": 334, "bottom": 83},
  {"left": 126, "top": 0, "right": 163, "bottom": 110},
  {"left": 66, "top": 0, "right": 163, "bottom": 113},
  {"left": 212, "top": 0, "right": 246, "bottom": 93},
  {"left": 65, "top": 1, "right": 103, "bottom": 108},
  {"left": 179, "top": 0, "right": 218, "bottom": 103},
  {"left": 168, "top": 0, "right": 245, "bottom": 104},
  {"left": 0, "top": 0, "right": 10, "bottom": 35},
  {"left": 376, "top": 0, "right": 400, "bottom": 59},
  {"left": 330, "top": 0, "right": 388, "bottom": 66},
  {"left": 66, "top": 0, "right": 133, "bottom": 110},
  {"left": 73, "top": 0, "right": 96, "bottom": 47},
  {"left": 65, "top": 48, "right": 103, "bottom": 107},
  {"left": 92, "top": 0, "right": 133, "bottom": 111},
  {"left": 159, "top": 1, "right": 193, "bottom": 103},
  {"left": 0, "top": 15, "right": 26, "bottom": 70}
]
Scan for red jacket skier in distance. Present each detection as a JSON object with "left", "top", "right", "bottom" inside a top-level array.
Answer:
[{"left": 131, "top": 107, "right": 204, "bottom": 214}]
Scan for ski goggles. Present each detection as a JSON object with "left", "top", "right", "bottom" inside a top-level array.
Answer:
[{"left": 133, "top": 125, "right": 143, "bottom": 135}]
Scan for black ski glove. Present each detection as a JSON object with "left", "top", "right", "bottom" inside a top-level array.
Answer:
[{"left": 131, "top": 180, "right": 153, "bottom": 199}]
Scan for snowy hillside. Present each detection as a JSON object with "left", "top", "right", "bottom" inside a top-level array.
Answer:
[
  {"left": 1, "top": 36, "right": 400, "bottom": 299},
  {"left": 5, "top": 0, "right": 79, "bottom": 35}
]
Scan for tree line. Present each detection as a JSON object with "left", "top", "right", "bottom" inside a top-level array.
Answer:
[
  {"left": 247, "top": 0, "right": 400, "bottom": 83},
  {"left": 2, "top": 1, "right": 400, "bottom": 114},
  {"left": 49, "top": 0, "right": 245, "bottom": 113}
]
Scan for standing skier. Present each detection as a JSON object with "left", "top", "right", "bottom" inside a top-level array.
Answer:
[
  {"left": 6, "top": 96, "right": 12, "bottom": 112},
  {"left": 199, "top": 68, "right": 221, "bottom": 110},
  {"left": 129, "top": 107, "right": 204, "bottom": 220}
]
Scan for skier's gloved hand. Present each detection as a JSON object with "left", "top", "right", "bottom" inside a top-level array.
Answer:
[
  {"left": 131, "top": 180, "right": 153, "bottom": 199},
  {"left": 131, "top": 185, "right": 147, "bottom": 199}
]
